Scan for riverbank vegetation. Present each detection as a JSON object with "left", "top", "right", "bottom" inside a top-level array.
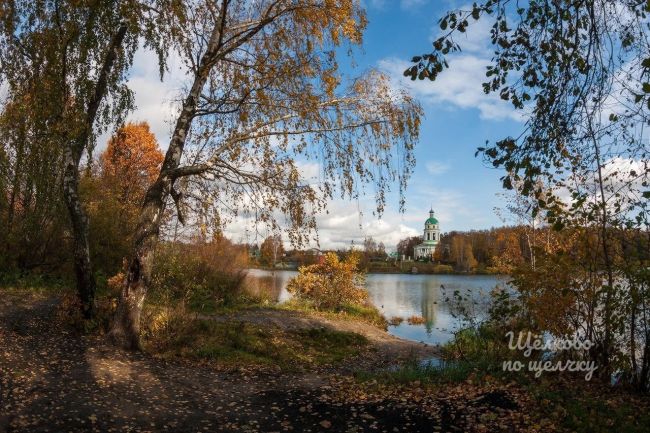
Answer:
[{"left": 146, "top": 318, "right": 369, "bottom": 369}]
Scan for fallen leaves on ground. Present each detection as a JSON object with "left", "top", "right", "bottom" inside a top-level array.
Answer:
[{"left": 2, "top": 291, "right": 643, "bottom": 433}]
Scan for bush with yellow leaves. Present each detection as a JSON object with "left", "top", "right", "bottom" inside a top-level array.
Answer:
[{"left": 287, "top": 252, "right": 368, "bottom": 311}]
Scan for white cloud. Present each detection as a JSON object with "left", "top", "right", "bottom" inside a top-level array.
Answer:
[
  {"left": 297, "top": 161, "right": 321, "bottom": 183},
  {"left": 378, "top": 56, "right": 522, "bottom": 121},
  {"left": 193, "top": 179, "right": 501, "bottom": 251},
  {"left": 219, "top": 198, "right": 424, "bottom": 252},
  {"left": 312, "top": 201, "right": 422, "bottom": 251},
  {"left": 127, "top": 49, "right": 188, "bottom": 146},
  {"left": 425, "top": 160, "right": 450, "bottom": 175},
  {"left": 546, "top": 156, "right": 648, "bottom": 220},
  {"left": 375, "top": 5, "right": 525, "bottom": 121},
  {"left": 602, "top": 156, "right": 648, "bottom": 204}
]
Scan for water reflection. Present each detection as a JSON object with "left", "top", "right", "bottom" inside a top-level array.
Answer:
[
  {"left": 243, "top": 268, "right": 296, "bottom": 303},
  {"left": 243, "top": 269, "right": 507, "bottom": 346},
  {"left": 365, "top": 273, "right": 504, "bottom": 345}
]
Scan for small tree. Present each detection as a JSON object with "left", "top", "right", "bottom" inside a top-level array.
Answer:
[
  {"left": 363, "top": 237, "right": 377, "bottom": 256},
  {"left": 377, "top": 241, "right": 387, "bottom": 259},
  {"left": 396, "top": 235, "right": 421, "bottom": 259},
  {"left": 259, "top": 234, "right": 284, "bottom": 267},
  {"left": 83, "top": 122, "right": 164, "bottom": 274},
  {"left": 286, "top": 252, "right": 367, "bottom": 311}
]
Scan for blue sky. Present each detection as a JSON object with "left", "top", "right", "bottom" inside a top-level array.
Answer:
[{"left": 116, "top": 0, "right": 526, "bottom": 250}]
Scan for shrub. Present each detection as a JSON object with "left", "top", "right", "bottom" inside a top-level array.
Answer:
[
  {"left": 432, "top": 264, "right": 453, "bottom": 274},
  {"left": 148, "top": 237, "right": 249, "bottom": 312},
  {"left": 406, "top": 315, "right": 426, "bottom": 325},
  {"left": 286, "top": 252, "right": 368, "bottom": 310}
]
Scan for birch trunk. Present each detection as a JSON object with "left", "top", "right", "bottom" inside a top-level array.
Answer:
[
  {"left": 63, "top": 144, "right": 96, "bottom": 318},
  {"left": 63, "top": 22, "right": 128, "bottom": 319},
  {"left": 108, "top": 22, "right": 223, "bottom": 349}
]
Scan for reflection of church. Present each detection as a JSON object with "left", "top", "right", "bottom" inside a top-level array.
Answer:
[
  {"left": 414, "top": 209, "right": 440, "bottom": 260},
  {"left": 420, "top": 282, "right": 437, "bottom": 334}
]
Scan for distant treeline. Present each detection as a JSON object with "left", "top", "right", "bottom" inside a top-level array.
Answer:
[
  {"left": 397, "top": 225, "right": 649, "bottom": 275},
  {"left": 252, "top": 227, "right": 542, "bottom": 274},
  {"left": 395, "top": 226, "right": 535, "bottom": 273}
]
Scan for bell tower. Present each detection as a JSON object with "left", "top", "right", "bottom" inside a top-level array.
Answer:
[
  {"left": 423, "top": 209, "right": 439, "bottom": 242},
  {"left": 414, "top": 209, "right": 440, "bottom": 259}
]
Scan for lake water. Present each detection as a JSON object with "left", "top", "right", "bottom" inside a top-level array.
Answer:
[{"left": 243, "top": 269, "right": 509, "bottom": 346}]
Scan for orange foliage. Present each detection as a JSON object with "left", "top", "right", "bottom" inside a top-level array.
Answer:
[
  {"left": 100, "top": 121, "right": 164, "bottom": 206},
  {"left": 83, "top": 122, "right": 164, "bottom": 274},
  {"left": 287, "top": 252, "right": 368, "bottom": 310}
]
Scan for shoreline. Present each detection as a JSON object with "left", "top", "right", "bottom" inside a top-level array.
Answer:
[{"left": 249, "top": 266, "right": 510, "bottom": 277}]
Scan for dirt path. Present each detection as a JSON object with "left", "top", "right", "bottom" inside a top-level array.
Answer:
[{"left": 0, "top": 293, "right": 528, "bottom": 433}]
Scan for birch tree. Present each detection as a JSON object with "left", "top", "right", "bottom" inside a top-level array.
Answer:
[
  {"left": 0, "top": 0, "right": 179, "bottom": 317},
  {"left": 108, "top": 0, "right": 422, "bottom": 349}
]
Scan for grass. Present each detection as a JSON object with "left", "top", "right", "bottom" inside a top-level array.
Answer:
[
  {"left": 530, "top": 381, "right": 650, "bottom": 433},
  {"left": 357, "top": 360, "right": 650, "bottom": 433},
  {"left": 355, "top": 324, "right": 517, "bottom": 386},
  {"left": 186, "top": 292, "right": 272, "bottom": 314},
  {"left": 355, "top": 357, "right": 500, "bottom": 385},
  {"left": 156, "top": 293, "right": 388, "bottom": 329},
  {"left": 0, "top": 282, "right": 371, "bottom": 369},
  {"left": 147, "top": 318, "right": 369, "bottom": 369},
  {"left": 144, "top": 282, "right": 275, "bottom": 316},
  {"left": 142, "top": 289, "right": 383, "bottom": 369},
  {"left": 0, "top": 273, "right": 70, "bottom": 295},
  {"left": 337, "top": 302, "right": 387, "bottom": 328},
  {"left": 355, "top": 319, "right": 650, "bottom": 433},
  {"left": 276, "top": 299, "right": 387, "bottom": 329}
]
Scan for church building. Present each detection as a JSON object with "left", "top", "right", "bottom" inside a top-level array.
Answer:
[{"left": 414, "top": 209, "right": 440, "bottom": 260}]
